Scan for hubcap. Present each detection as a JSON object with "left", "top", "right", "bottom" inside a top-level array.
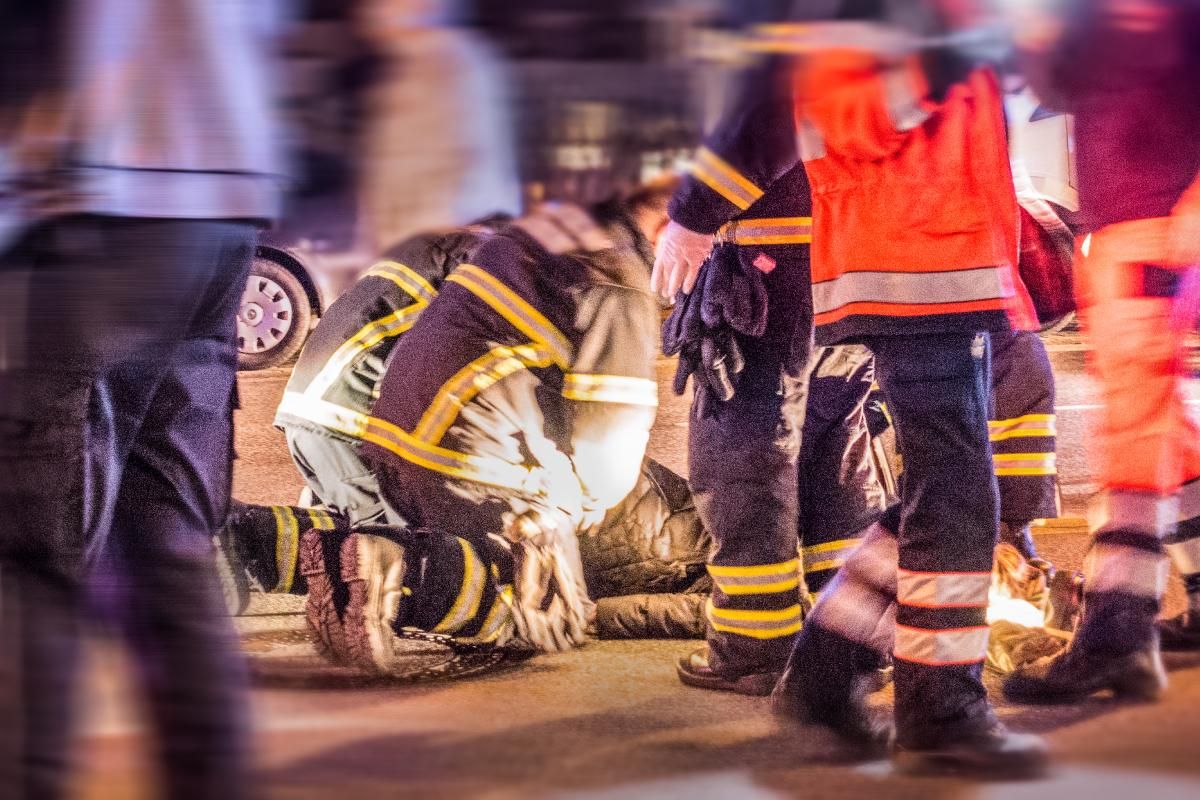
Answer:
[{"left": 238, "top": 274, "right": 294, "bottom": 355}]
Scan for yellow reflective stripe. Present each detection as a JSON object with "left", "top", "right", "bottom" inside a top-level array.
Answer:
[
  {"left": 276, "top": 392, "right": 370, "bottom": 440},
  {"left": 714, "top": 577, "right": 802, "bottom": 596},
  {"left": 894, "top": 625, "right": 989, "bottom": 666},
  {"left": 805, "top": 558, "right": 845, "bottom": 573},
  {"left": 307, "top": 508, "right": 337, "bottom": 530},
  {"left": 708, "top": 558, "right": 800, "bottom": 578},
  {"left": 717, "top": 217, "right": 813, "bottom": 246},
  {"left": 433, "top": 538, "right": 488, "bottom": 634},
  {"left": 362, "top": 415, "right": 530, "bottom": 491},
  {"left": 692, "top": 147, "right": 764, "bottom": 210},
  {"left": 989, "top": 414, "right": 1057, "bottom": 441},
  {"left": 708, "top": 603, "right": 804, "bottom": 639},
  {"left": 365, "top": 260, "right": 438, "bottom": 306},
  {"left": 271, "top": 506, "right": 300, "bottom": 594},
  {"left": 447, "top": 265, "right": 573, "bottom": 367},
  {"left": 803, "top": 538, "right": 857, "bottom": 555},
  {"left": 474, "top": 585, "right": 515, "bottom": 643},
  {"left": 993, "top": 452, "right": 1057, "bottom": 476},
  {"left": 306, "top": 304, "right": 423, "bottom": 398},
  {"left": 897, "top": 570, "right": 991, "bottom": 609},
  {"left": 562, "top": 374, "right": 659, "bottom": 407},
  {"left": 414, "top": 344, "right": 555, "bottom": 443}
]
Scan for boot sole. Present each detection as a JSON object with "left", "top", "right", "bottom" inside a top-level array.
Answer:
[
  {"left": 893, "top": 747, "right": 1049, "bottom": 781},
  {"left": 338, "top": 534, "right": 407, "bottom": 673},
  {"left": 676, "top": 663, "right": 780, "bottom": 696},
  {"left": 300, "top": 531, "right": 349, "bottom": 665}
]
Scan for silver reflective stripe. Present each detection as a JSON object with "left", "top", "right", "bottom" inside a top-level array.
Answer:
[
  {"left": 276, "top": 391, "right": 369, "bottom": 439},
  {"left": 898, "top": 570, "right": 990, "bottom": 609},
  {"left": 992, "top": 453, "right": 1057, "bottom": 476},
  {"left": 811, "top": 267, "right": 1008, "bottom": 316},
  {"left": 708, "top": 558, "right": 801, "bottom": 596},
  {"left": 707, "top": 603, "right": 804, "bottom": 640},
  {"left": 895, "top": 625, "right": 988, "bottom": 666},
  {"left": 1088, "top": 490, "right": 1179, "bottom": 539},
  {"left": 1084, "top": 542, "right": 1168, "bottom": 599},
  {"left": 1166, "top": 538, "right": 1200, "bottom": 576}
]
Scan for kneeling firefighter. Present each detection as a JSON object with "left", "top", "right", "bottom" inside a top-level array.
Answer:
[{"left": 224, "top": 182, "right": 723, "bottom": 666}]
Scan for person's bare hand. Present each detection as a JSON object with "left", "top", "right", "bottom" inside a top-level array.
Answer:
[{"left": 650, "top": 220, "right": 713, "bottom": 300}]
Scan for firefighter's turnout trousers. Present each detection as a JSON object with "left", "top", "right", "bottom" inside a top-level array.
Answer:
[
  {"left": 989, "top": 329, "right": 1059, "bottom": 524},
  {"left": 1073, "top": 219, "right": 1200, "bottom": 652},
  {"left": 690, "top": 174, "right": 887, "bottom": 677},
  {"left": 792, "top": 332, "right": 999, "bottom": 736}
]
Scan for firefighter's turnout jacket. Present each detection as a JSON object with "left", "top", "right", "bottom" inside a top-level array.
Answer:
[
  {"left": 362, "top": 202, "right": 661, "bottom": 559},
  {"left": 275, "top": 225, "right": 502, "bottom": 440}
]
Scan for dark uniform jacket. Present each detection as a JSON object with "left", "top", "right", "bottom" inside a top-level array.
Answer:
[{"left": 275, "top": 225, "right": 501, "bottom": 439}]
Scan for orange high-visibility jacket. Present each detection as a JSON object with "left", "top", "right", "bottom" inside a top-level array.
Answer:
[{"left": 795, "top": 53, "right": 1021, "bottom": 343}]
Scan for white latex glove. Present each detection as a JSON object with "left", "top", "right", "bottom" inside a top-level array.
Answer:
[{"left": 650, "top": 220, "right": 714, "bottom": 300}]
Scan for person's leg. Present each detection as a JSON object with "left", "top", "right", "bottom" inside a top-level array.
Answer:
[
  {"left": 285, "top": 427, "right": 405, "bottom": 526},
  {"left": 797, "top": 345, "right": 888, "bottom": 595},
  {"left": 103, "top": 220, "right": 257, "bottom": 800},
  {"left": 988, "top": 328, "right": 1059, "bottom": 561}
]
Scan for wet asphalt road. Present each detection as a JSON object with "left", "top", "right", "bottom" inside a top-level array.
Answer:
[{"left": 73, "top": 334, "right": 1200, "bottom": 799}]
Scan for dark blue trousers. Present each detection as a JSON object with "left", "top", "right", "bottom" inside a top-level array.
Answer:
[{"left": 0, "top": 216, "right": 256, "bottom": 799}]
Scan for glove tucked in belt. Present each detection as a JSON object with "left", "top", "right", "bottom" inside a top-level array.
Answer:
[{"left": 662, "top": 244, "right": 768, "bottom": 416}]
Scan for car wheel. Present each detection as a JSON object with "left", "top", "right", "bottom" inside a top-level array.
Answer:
[{"left": 237, "top": 255, "right": 312, "bottom": 370}]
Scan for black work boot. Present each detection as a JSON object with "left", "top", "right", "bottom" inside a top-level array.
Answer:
[
  {"left": 770, "top": 626, "right": 893, "bottom": 756},
  {"left": 1159, "top": 610, "right": 1200, "bottom": 651},
  {"left": 676, "top": 646, "right": 781, "bottom": 696},
  {"left": 1005, "top": 597, "right": 1167, "bottom": 703},
  {"left": 894, "top": 704, "right": 1048, "bottom": 779}
]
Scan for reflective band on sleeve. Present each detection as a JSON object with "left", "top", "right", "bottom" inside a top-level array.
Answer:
[
  {"left": 433, "top": 538, "right": 489, "bottom": 634},
  {"left": 304, "top": 304, "right": 424, "bottom": 398},
  {"left": 1084, "top": 542, "right": 1168, "bottom": 599},
  {"left": 993, "top": 452, "right": 1057, "bottom": 476},
  {"left": 562, "top": 374, "right": 659, "bottom": 407},
  {"left": 812, "top": 267, "right": 1009, "bottom": 318},
  {"left": 414, "top": 344, "right": 556, "bottom": 444},
  {"left": 271, "top": 505, "right": 300, "bottom": 594},
  {"left": 364, "top": 260, "right": 439, "bottom": 306},
  {"left": 895, "top": 624, "right": 988, "bottom": 666},
  {"left": 716, "top": 217, "right": 813, "bottom": 246},
  {"left": 362, "top": 415, "right": 532, "bottom": 491},
  {"left": 1088, "top": 490, "right": 1179, "bottom": 539},
  {"left": 691, "top": 147, "right": 764, "bottom": 211},
  {"left": 898, "top": 570, "right": 990, "bottom": 609},
  {"left": 707, "top": 603, "right": 804, "bottom": 640},
  {"left": 1166, "top": 538, "right": 1200, "bottom": 576},
  {"left": 708, "top": 558, "right": 801, "bottom": 596},
  {"left": 802, "top": 538, "right": 860, "bottom": 574},
  {"left": 446, "top": 265, "right": 574, "bottom": 367},
  {"left": 989, "top": 414, "right": 1057, "bottom": 441}
]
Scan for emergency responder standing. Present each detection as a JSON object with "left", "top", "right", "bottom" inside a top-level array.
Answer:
[
  {"left": 692, "top": 0, "right": 1047, "bottom": 776},
  {"left": 657, "top": 2, "right": 888, "bottom": 697},
  {"left": 1003, "top": 0, "right": 1200, "bottom": 704},
  {"left": 0, "top": 2, "right": 282, "bottom": 797}
]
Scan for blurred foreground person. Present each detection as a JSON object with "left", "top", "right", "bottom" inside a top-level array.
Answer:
[
  {"left": 744, "top": 0, "right": 1046, "bottom": 777},
  {"left": 656, "top": 0, "right": 888, "bottom": 698},
  {"left": 356, "top": 0, "right": 521, "bottom": 251},
  {"left": 1005, "top": 0, "right": 1200, "bottom": 704},
  {"left": 261, "top": 185, "right": 678, "bottom": 662},
  {"left": 0, "top": 2, "right": 281, "bottom": 798}
]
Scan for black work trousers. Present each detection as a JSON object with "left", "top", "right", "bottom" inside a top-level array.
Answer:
[{"left": 0, "top": 216, "right": 256, "bottom": 799}]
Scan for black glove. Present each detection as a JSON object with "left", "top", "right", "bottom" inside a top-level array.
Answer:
[
  {"left": 700, "top": 245, "right": 769, "bottom": 339},
  {"left": 662, "top": 252, "right": 750, "bottom": 416}
]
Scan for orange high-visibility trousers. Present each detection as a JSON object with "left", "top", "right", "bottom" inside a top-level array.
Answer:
[{"left": 1076, "top": 217, "right": 1200, "bottom": 499}]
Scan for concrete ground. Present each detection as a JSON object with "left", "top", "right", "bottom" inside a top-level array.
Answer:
[{"left": 72, "top": 334, "right": 1200, "bottom": 799}]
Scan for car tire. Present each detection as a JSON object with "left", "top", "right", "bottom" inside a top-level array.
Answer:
[{"left": 237, "top": 254, "right": 312, "bottom": 371}]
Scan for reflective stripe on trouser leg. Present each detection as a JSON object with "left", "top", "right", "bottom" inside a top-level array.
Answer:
[
  {"left": 805, "top": 522, "right": 898, "bottom": 655},
  {"left": 868, "top": 332, "right": 996, "bottom": 732},
  {"left": 989, "top": 330, "right": 1059, "bottom": 522}
]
